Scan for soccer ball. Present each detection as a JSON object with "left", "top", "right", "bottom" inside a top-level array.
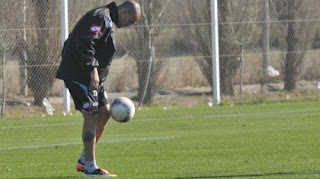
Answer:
[{"left": 110, "top": 97, "right": 135, "bottom": 123}]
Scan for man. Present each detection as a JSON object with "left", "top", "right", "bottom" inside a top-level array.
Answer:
[{"left": 56, "top": 1, "right": 141, "bottom": 177}]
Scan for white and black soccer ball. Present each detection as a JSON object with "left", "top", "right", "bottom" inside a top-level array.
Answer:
[{"left": 110, "top": 97, "right": 135, "bottom": 123}]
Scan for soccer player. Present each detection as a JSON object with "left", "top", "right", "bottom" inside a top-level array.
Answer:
[{"left": 56, "top": 1, "right": 141, "bottom": 177}]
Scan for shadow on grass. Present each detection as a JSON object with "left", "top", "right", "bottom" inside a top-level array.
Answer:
[{"left": 174, "top": 171, "right": 320, "bottom": 179}]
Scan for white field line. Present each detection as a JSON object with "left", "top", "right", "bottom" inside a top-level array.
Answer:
[
  {"left": 0, "top": 136, "right": 175, "bottom": 151},
  {"left": 1, "top": 137, "right": 81, "bottom": 142},
  {"left": 1, "top": 108, "right": 319, "bottom": 130},
  {"left": 0, "top": 122, "right": 82, "bottom": 130}
]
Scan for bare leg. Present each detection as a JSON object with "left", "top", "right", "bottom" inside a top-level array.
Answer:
[
  {"left": 96, "top": 104, "right": 111, "bottom": 142},
  {"left": 78, "top": 105, "right": 110, "bottom": 165},
  {"left": 81, "top": 112, "right": 99, "bottom": 162}
]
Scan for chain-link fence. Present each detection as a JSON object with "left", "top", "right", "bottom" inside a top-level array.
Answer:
[{"left": 1, "top": 0, "right": 319, "bottom": 118}]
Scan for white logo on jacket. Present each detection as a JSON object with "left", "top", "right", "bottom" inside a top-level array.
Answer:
[{"left": 106, "top": 17, "right": 112, "bottom": 28}]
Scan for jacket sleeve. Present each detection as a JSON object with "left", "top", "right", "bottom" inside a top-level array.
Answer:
[{"left": 75, "top": 16, "right": 106, "bottom": 70}]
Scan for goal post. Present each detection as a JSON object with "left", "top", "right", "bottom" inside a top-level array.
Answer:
[
  {"left": 61, "top": 0, "right": 70, "bottom": 114},
  {"left": 211, "top": 0, "right": 220, "bottom": 105}
]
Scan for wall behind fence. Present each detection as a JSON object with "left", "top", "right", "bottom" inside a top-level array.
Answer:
[{"left": 0, "top": 0, "right": 319, "bottom": 118}]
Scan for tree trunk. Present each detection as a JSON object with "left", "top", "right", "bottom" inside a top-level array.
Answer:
[
  {"left": 27, "top": 0, "right": 59, "bottom": 106},
  {"left": 218, "top": 1, "right": 241, "bottom": 96},
  {"left": 284, "top": 22, "right": 298, "bottom": 91},
  {"left": 283, "top": 1, "right": 299, "bottom": 92},
  {"left": 220, "top": 56, "right": 238, "bottom": 95}
]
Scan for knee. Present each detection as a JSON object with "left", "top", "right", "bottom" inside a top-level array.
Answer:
[{"left": 82, "top": 130, "right": 96, "bottom": 143}]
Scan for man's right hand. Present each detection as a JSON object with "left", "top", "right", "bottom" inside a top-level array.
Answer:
[{"left": 90, "top": 67, "right": 99, "bottom": 89}]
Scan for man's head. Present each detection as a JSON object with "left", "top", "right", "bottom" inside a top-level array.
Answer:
[{"left": 117, "top": 1, "right": 141, "bottom": 28}]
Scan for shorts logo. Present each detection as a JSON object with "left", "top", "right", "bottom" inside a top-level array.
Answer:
[
  {"left": 89, "top": 24, "right": 101, "bottom": 34},
  {"left": 92, "top": 102, "right": 98, "bottom": 107},
  {"left": 83, "top": 102, "right": 90, "bottom": 109},
  {"left": 92, "top": 90, "right": 98, "bottom": 97}
]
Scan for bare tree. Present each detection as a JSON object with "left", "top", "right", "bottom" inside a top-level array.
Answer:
[
  {"left": 0, "top": 0, "right": 19, "bottom": 118},
  {"left": 273, "top": 0, "right": 317, "bottom": 91},
  {"left": 0, "top": 32, "right": 10, "bottom": 119},
  {"left": 20, "top": 0, "right": 28, "bottom": 96},
  {"left": 183, "top": 0, "right": 261, "bottom": 95},
  {"left": 126, "top": 0, "right": 168, "bottom": 105},
  {"left": 25, "top": 0, "right": 61, "bottom": 105},
  {"left": 0, "top": 0, "right": 30, "bottom": 97}
]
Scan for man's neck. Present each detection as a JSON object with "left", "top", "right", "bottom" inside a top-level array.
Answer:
[{"left": 107, "top": 2, "right": 119, "bottom": 26}]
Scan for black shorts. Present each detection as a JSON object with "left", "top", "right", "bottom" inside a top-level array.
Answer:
[{"left": 64, "top": 80, "right": 108, "bottom": 113}]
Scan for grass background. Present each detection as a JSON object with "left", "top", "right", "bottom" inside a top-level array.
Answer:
[{"left": 0, "top": 101, "right": 320, "bottom": 179}]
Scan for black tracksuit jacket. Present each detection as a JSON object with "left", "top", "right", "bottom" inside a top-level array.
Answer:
[{"left": 56, "top": 2, "right": 119, "bottom": 86}]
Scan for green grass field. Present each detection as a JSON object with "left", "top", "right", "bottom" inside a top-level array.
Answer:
[{"left": 0, "top": 101, "right": 320, "bottom": 179}]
